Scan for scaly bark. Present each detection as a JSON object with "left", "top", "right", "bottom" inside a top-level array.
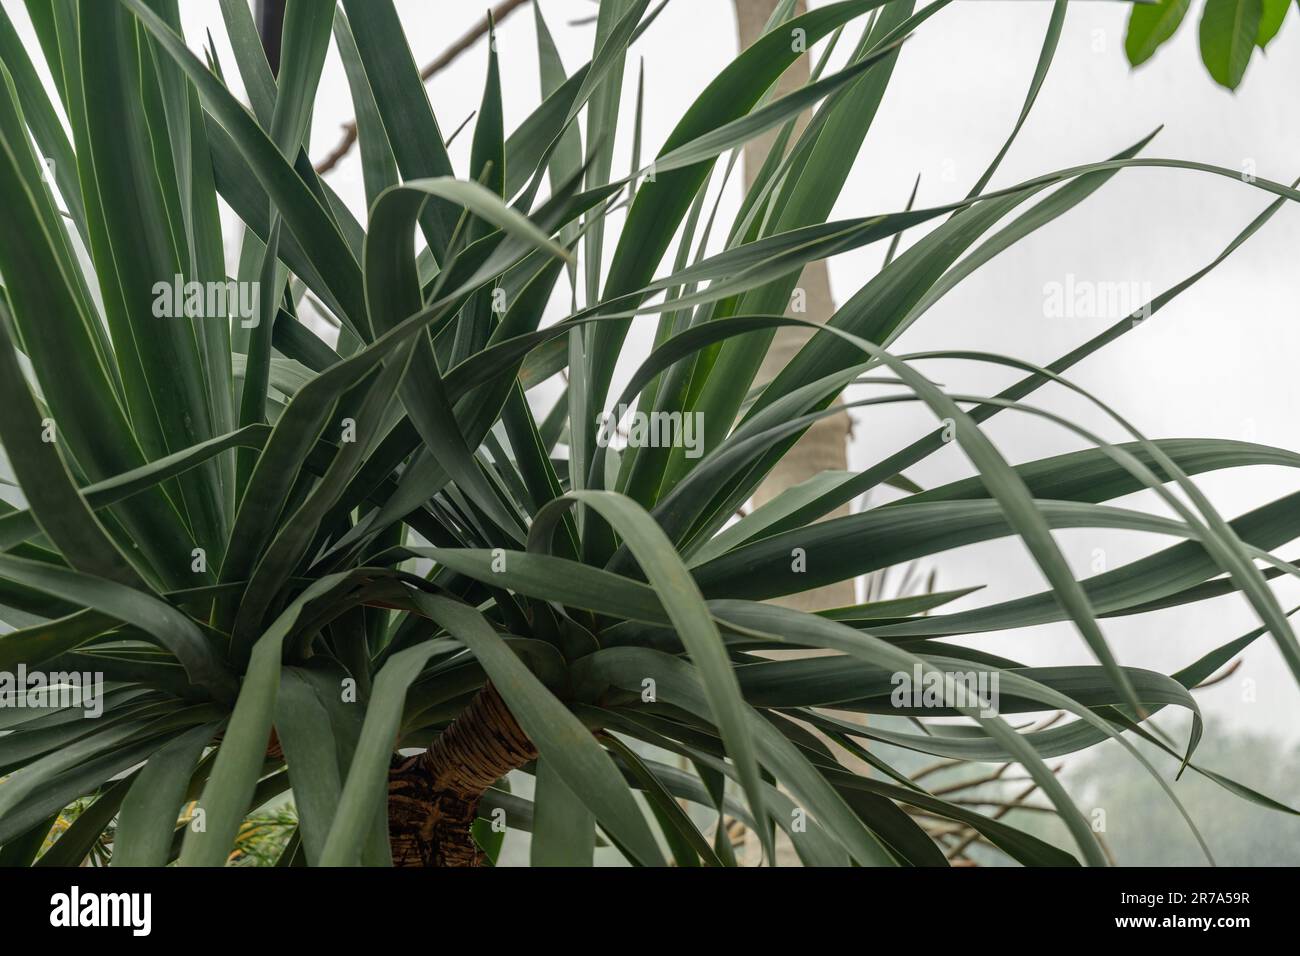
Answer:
[{"left": 387, "top": 683, "right": 536, "bottom": 866}]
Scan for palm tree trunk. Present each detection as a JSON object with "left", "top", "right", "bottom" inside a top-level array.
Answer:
[
  {"left": 734, "top": 0, "right": 854, "bottom": 613},
  {"left": 387, "top": 683, "right": 535, "bottom": 866}
]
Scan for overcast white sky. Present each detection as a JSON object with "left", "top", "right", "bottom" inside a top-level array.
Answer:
[{"left": 5, "top": 0, "right": 1299, "bottom": 739}]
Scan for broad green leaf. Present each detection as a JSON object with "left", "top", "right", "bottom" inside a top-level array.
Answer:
[
  {"left": 1126, "top": 0, "right": 1191, "bottom": 66},
  {"left": 112, "top": 720, "right": 222, "bottom": 867},
  {"left": 1199, "top": 0, "right": 1263, "bottom": 89},
  {"left": 1257, "top": 0, "right": 1290, "bottom": 46},
  {"left": 531, "top": 756, "right": 596, "bottom": 866}
]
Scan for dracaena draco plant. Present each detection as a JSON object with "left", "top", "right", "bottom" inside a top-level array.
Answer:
[{"left": 0, "top": 0, "right": 1298, "bottom": 868}]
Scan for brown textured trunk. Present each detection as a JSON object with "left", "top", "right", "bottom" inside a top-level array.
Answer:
[{"left": 387, "top": 683, "right": 536, "bottom": 866}]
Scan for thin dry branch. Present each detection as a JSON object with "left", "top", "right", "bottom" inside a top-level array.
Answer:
[
  {"left": 946, "top": 762, "right": 1064, "bottom": 861},
  {"left": 930, "top": 763, "right": 1012, "bottom": 797}
]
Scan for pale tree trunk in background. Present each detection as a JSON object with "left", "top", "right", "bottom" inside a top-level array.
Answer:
[
  {"left": 735, "top": 0, "right": 854, "bottom": 613},
  {"left": 733, "top": 0, "right": 863, "bottom": 867}
]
